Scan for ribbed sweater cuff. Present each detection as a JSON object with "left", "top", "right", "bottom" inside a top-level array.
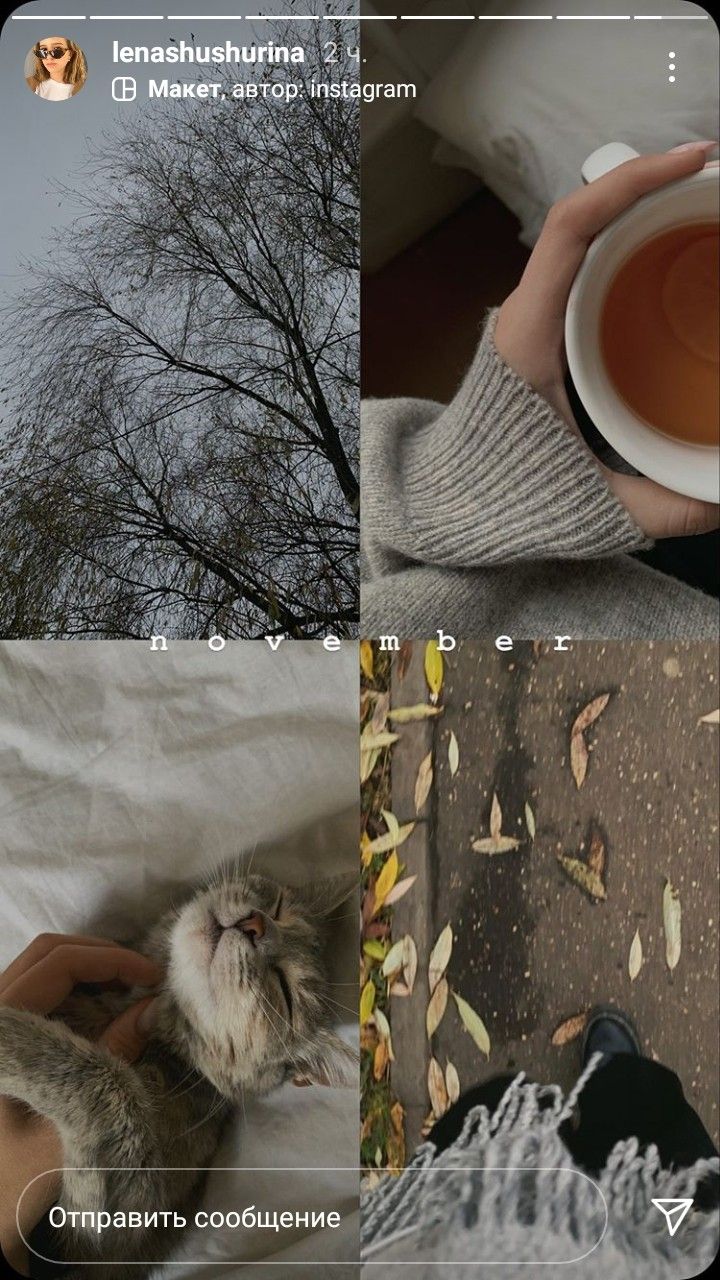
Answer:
[{"left": 404, "top": 310, "right": 650, "bottom": 566}]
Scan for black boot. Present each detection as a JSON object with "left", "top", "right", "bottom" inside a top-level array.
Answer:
[{"left": 581, "top": 1004, "right": 641, "bottom": 1067}]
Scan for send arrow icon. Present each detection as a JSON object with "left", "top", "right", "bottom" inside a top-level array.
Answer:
[{"left": 651, "top": 1199, "right": 694, "bottom": 1236}]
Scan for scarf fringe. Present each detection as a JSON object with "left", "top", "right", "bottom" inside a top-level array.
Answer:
[{"left": 362, "top": 1064, "right": 719, "bottom": 1268}]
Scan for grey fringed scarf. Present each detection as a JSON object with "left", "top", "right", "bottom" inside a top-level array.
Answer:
[{"left": 361, "top": 1061, "right": 719, "bottom": 1279}]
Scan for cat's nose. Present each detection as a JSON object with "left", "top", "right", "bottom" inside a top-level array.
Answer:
[{"left": 235, "top": 912, "right": 265, "bottom": 944}]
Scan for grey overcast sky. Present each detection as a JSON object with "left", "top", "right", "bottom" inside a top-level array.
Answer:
[{"left": 0, "top": 0, "right": 316, "bottom": 293}]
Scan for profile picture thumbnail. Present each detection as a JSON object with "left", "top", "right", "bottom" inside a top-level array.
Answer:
[{"left": 25, "top": 37, "right": 87, "bottom": 101}]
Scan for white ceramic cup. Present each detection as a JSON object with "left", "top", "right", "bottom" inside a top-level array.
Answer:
[{"left": 565, "top": 142, "right": 719, "bottom": 505}]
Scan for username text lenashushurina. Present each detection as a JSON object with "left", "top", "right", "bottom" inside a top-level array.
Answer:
[{"left": 112, "top": 40, "right": 416, "bottom": 103}]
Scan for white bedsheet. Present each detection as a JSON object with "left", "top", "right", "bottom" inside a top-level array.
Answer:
[{"left": 0, "top": 640, "right": 359, "bottom": 1277}]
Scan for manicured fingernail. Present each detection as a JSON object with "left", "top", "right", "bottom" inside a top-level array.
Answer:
[
  {"left": 669, "top": 141, "right": 718, "bottom": 154},
  {"left": 136, "top": 998, "right": 159, "bottom": 1035}
]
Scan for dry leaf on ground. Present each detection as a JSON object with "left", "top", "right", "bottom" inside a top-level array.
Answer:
[
  {"left": 551, "top": 1011, "right": 588, "bottom": 1046},
  {"left": 472, "top": 791, "right": 520, "bottom": 854},
  {"left": 371, "top": 690, "right": 390, "bottom": 735},
  {"left": 699, "top": 709, "right": 720, "bottom": 725},
  {"left": 448, "top": 731, "right": 459, "bottom": 777},
  {"left": 382, "top": 875, "right": 417, "bottom": 907},
  {"left": 472, "top": 835, "right": 521, "bottom": 854},
  {"left": 373, "top": 851, "right": 399, "bottom": 910},
  {"left": 381, "top": 810, "right": 400, "bottom": 843},
  {"left": 397, "top": 641, "right": 413, "bottom": 681},
  {"left": 428, "top": 1057, "right": 449, "bottom": 1118},
  {"left": 664, "top": 880, "right": 682, "bottom": 971},
  {"left": 403, "top": 935, "right": 418, "bottom": 996},
  {"left": 367, "top": 823, "right": 415, "bottom": 856},
  {"left": 490, "top": 792, "right": 502, "bottom": 838},
  {"left": 374, "top": 1008, "right": 394, "bottom": 1061},
  {"left": 428, "top": 923, "right": 453, "bottom": 994},
  {"left": 381, "top": 939, "right": 406, "bottom": 979},
  {"left": 587, "top": 830, "right": 606, "bottom": 877},
  {"left": 426, "top": 977, "right": 449, "bottom": 1039},
  {"left": 360, "top": 748, "right": 379, "bottom": 785},
  {"left": 360, "top": 640, "right": 374, "bottom": 681},
  {"left": 424, "top": 640, "right": 444, "bottom": 702},
  {"left": 525, "top": 802, "right": 535, "bottom": 841},
  {"left": 445, "top": 1061, "right": 460, "bottom": 1104},
  {"left": 360, "top": 980, "right": 375, "bottom": 1025},
  {"left": 414, "top": 752, "right": 434, "bottom": 813},
  {"left": 361, "top": 731, "right": 400, "bottom": 751},
  {"left": 452, "top": 991, "right": 491, "bottom": 1057},
  {"left": 570, "top": 692, "right": 611, "bottom": 789},
  {"left": 570, "top": 733, "right": 589, "bottom": 790},
  {"left": 628, "top": 928, "right": 643, "bottom": 982},
  {"left": 572, "top": 693, "right": 611, "bottom": 737},
  {"left": 363, "top": 939, "right": 387, "bottom": 962},
  {"left": 373, "top": 1040, "right": 389, "bottom": 1081},
  {"left": 557, "top": 855, "right": 606, "bottom": 901},
  {"left": 388, "top": 705, "right": 443, "bottom": 723}
]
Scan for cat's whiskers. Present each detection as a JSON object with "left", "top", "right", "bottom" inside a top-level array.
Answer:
[
  {"left": 239, "top": 841, "right": 259, "bottom": 893},
  {"left": 316, "top": 992, "right": 357, "bottom": 1018},
  {"left": 175, "top": 1092, "right": 228, "bottom": 1139},
  {"left": 246, "top": 975, "right": 336, "bottom": 1056},
  {"left": 244, "top": 976, "right": 289, "bottom": 1053},
  {"left": 167, "top": 1070, "right": 205, "bottom": 1102}
]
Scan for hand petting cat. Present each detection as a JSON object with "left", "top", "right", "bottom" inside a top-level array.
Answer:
[
  {"left": 0, "top": 868, "right": 355, "bottom": 1278},
  {"left": 0, "top": 934, "right": 161, "bottom": 1276}
]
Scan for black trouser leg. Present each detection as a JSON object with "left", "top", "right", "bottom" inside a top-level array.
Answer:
[
  {"left": 428, "top": 1075, "right": 518, "bottom": 1153},
  {"left": 559, "top": 1054, "right": 719, "bottom": 1209},
  {"left": 429, "top": 1057, "right": 718, "bottom": 1209}
]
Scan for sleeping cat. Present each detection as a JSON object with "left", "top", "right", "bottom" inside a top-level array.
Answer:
[{"left": 0, "top": 864, "right": 357, "bottom": 1277}]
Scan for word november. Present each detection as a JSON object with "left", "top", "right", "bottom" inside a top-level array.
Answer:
[{"left": 148, "top": 632, "right": 573, "bottom": 653}]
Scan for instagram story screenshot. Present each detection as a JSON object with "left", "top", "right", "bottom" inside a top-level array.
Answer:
[{"left": 0, "top": 4, "right": 719, "bottom": 1280}]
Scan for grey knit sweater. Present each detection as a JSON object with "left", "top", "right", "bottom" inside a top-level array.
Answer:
[
  {"left": 361, "top": 312, "right": 719, "bottom": 639},
  {"left": 361, "top": 1064, "right": 719, "bottom": 1279}
]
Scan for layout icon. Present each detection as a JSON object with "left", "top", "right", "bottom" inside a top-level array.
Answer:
[{"left": 651, "top": 1198, "right": 694, "bottom": 1237}]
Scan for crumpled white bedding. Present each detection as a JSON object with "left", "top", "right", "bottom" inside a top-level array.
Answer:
[{"left": 0, "top": 640, "right": 359, "bottom": 1278}]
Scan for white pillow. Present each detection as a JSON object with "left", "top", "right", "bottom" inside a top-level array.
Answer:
[{"left": 416, "top": 0, "right": 719, "bottom": 244}]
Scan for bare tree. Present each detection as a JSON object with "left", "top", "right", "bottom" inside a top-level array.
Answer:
[{"left": 0, "top": 23, "right": 358, "bottom": 639}]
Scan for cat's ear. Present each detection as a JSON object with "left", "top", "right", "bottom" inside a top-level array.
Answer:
[
  {"left": 294, "top": 871, "right": 357, "bottom": 920},
  {"left": 290, "top": 1029, "right": 358, "bottom": 1089}
]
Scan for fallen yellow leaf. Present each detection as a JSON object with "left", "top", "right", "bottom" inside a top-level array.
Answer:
[
  {"left": 428, "top": 1056, "right": 449, "bottom": 1118},
  {"left": 426, "top": 977, "right": 449, "bottom": 1039},
  {"left": 388, "top": 705, "right": 443, "bottom": 724},
  {"left": 428, "top": 923, "right": 453, "bottom": 994},
  {"left": 424, "top": 640, "right": 444, "bottom": 702},
  {"left": 374, "top": 851, "right": 399, "bottom": 910},
  {"left": 452, "top": 991, "right": 490, "bottom": 1057},
  {"left": 360, "top": 640, "right": 374, "bottom": 681},
  {"left": 360, "top": 980, "right": 375, "bottom": 1024},
  {"left": 414, "top": 751, "right": 434, "bottom": 813}
]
